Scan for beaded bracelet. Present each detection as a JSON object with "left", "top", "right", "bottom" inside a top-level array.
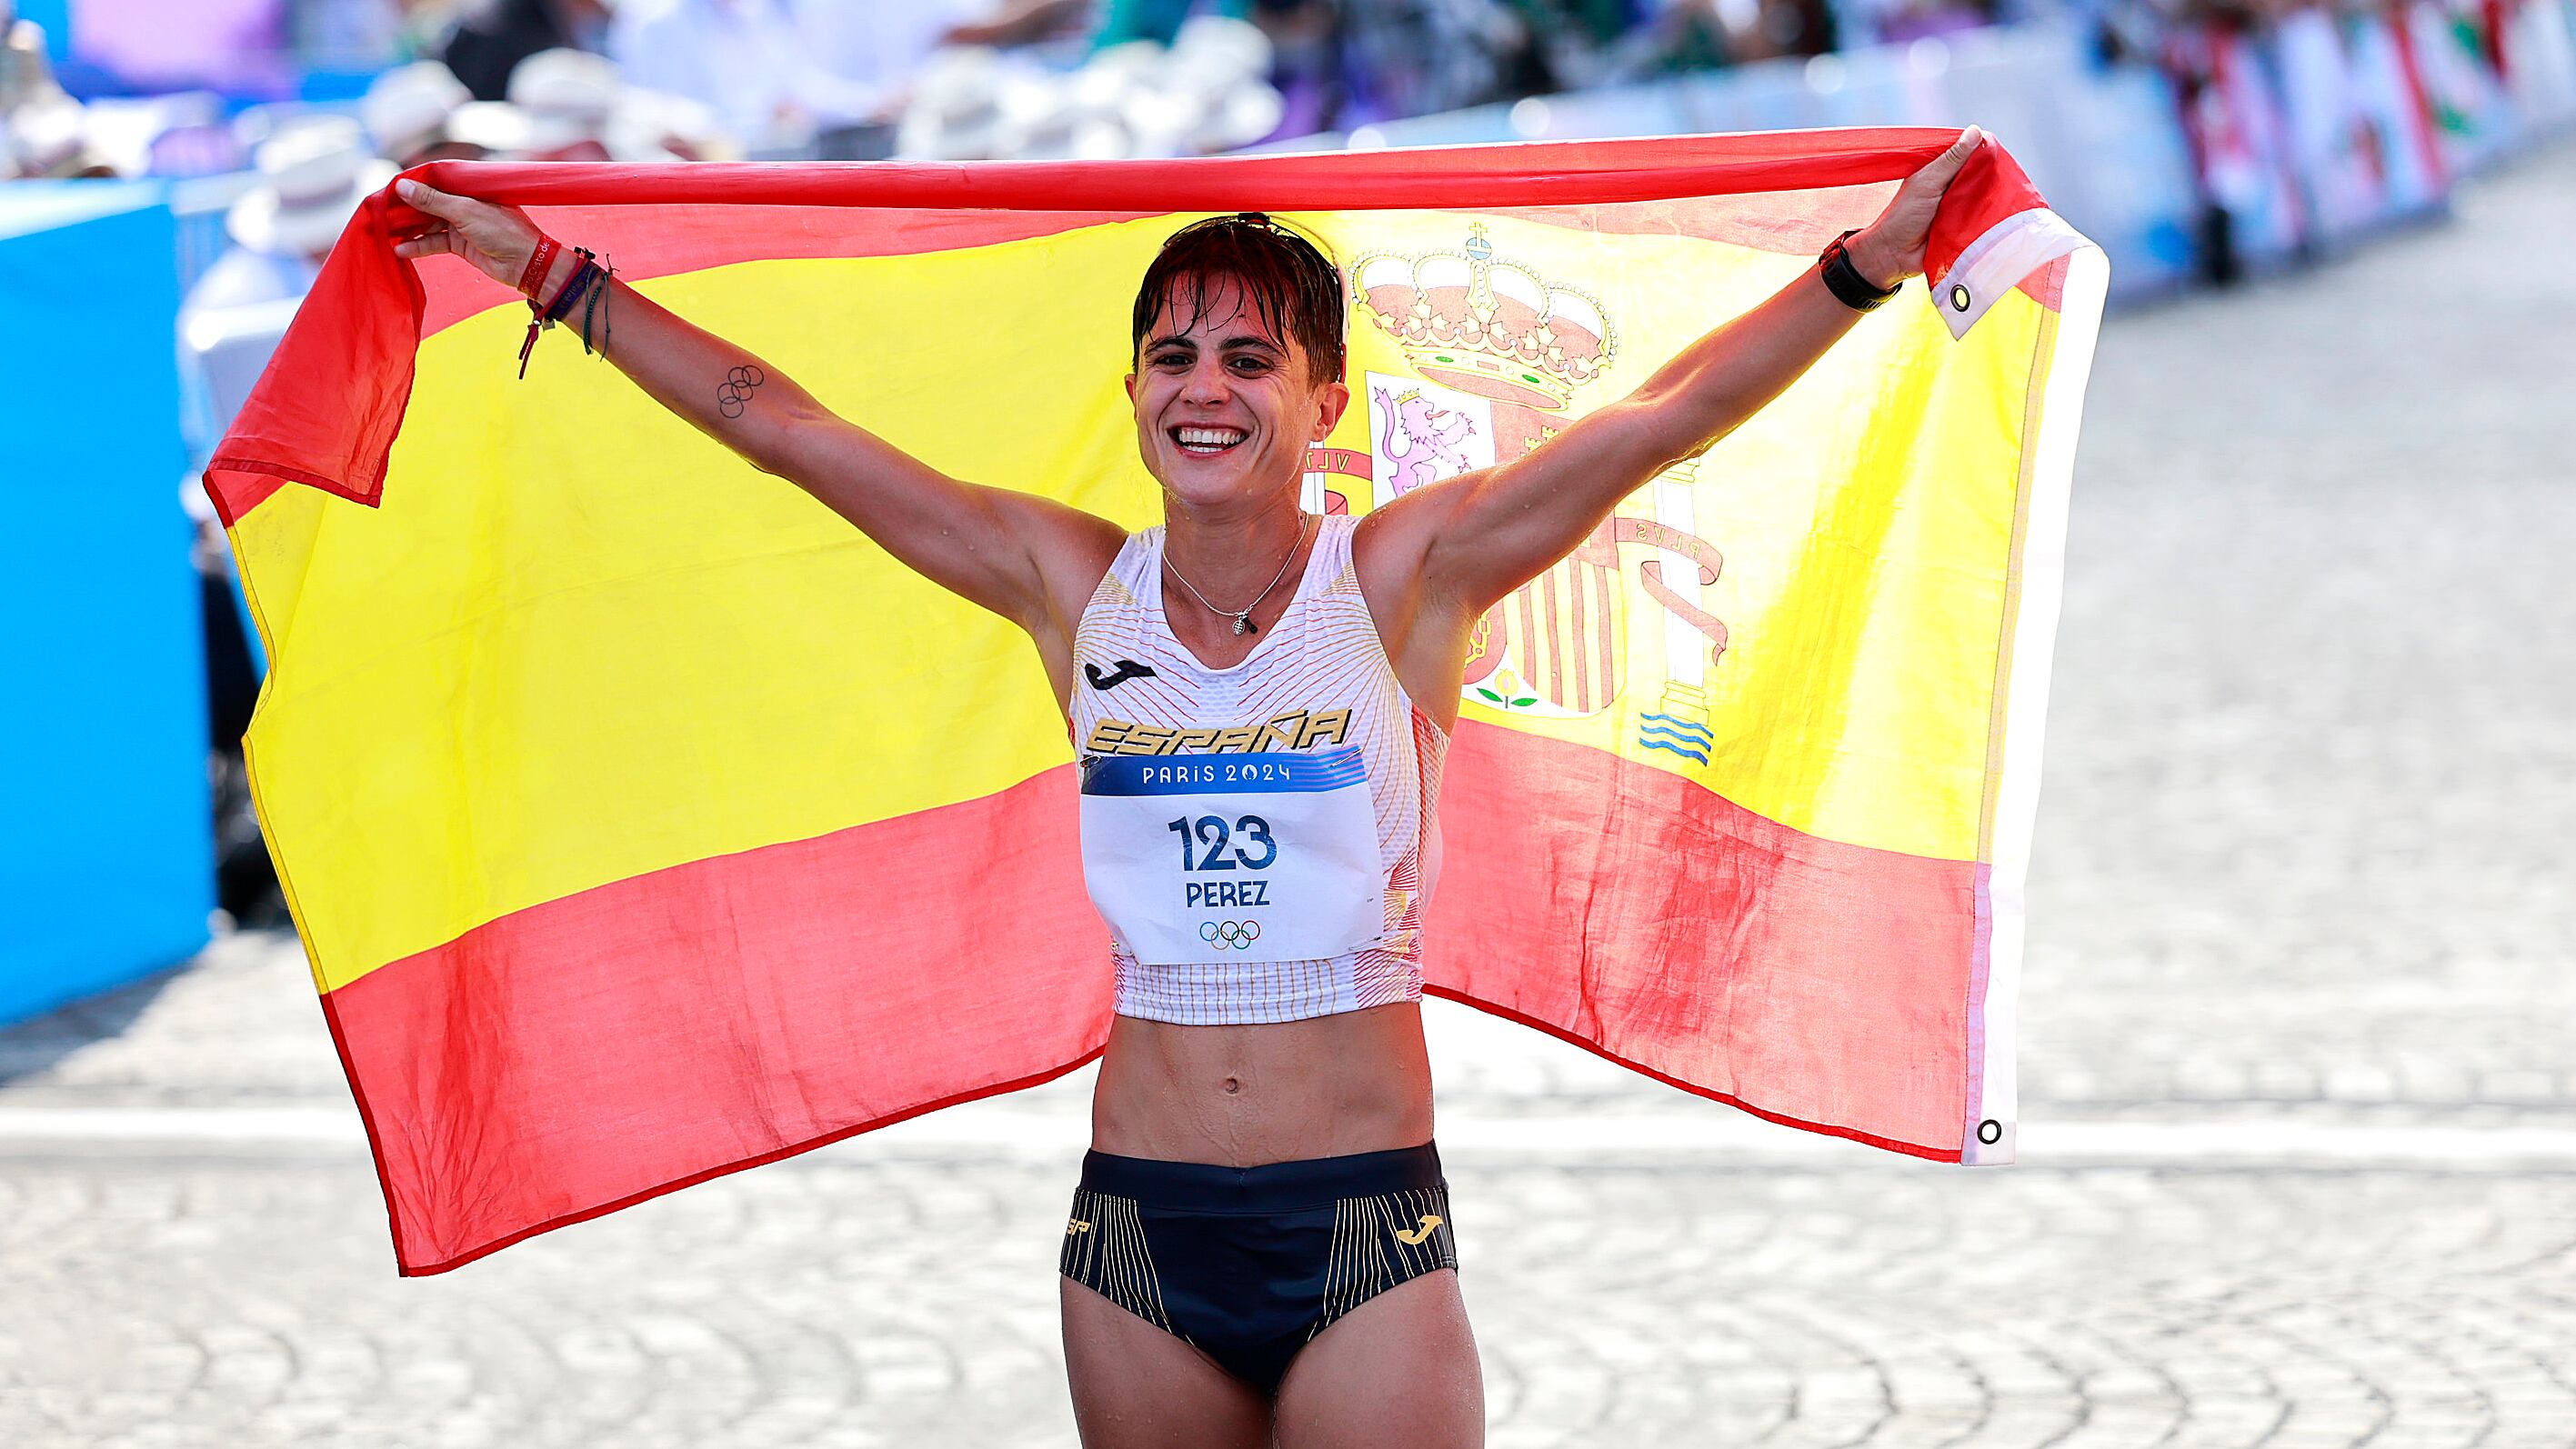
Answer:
[
  {"left": 578, "top": 256, "right": 602, "bottom": 355},
  {"left": 515, "top": 249, "right": 616, "bottom": 378}
]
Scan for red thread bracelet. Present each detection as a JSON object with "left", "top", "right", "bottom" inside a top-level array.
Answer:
[{"left": 517, "top": 235, "right": 561, "bottom": 300}]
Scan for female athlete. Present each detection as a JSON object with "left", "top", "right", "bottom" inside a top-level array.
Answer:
[{"left": 391, "top": 125, "right": 1983, "bottom": 1448}]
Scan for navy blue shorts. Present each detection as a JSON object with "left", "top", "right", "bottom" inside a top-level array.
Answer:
[{"left": 1060, "top": 1142, "right": 1459, "bottom": 1394}]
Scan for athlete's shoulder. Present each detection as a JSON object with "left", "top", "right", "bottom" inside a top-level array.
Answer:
[
  {"left": 1350, "top": 476, "right": 1471, "bottom": 605},
  {"left": 1020, "top": 503, "right": 1127, "bottom": 627}
]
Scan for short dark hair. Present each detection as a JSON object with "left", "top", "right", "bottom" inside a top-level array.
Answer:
[{"left": 1130, "top": 214, "right": 1347, "bottom": 388}]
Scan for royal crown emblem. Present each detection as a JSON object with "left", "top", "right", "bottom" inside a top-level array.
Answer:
[{"left": 1351, "top": 225, "right": 1616, "bottom": 413}]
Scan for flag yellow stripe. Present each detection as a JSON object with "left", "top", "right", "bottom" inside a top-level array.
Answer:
[{"left": 238, "top": 225, "right": 1175, "bottom": 991}]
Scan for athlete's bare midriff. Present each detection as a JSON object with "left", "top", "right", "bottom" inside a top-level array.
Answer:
[{"left": 1090, "top": 1003, "right": 1435, "bottom": 1165}]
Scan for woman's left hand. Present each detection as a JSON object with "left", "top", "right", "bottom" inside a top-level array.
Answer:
[{"left": 1847, "top": 125, "right": 1985, "bottom": 291}]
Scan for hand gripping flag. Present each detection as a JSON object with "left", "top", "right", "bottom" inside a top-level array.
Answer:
[{"left": 207, "top": 131, "right": 2105, "bottom": 1275}]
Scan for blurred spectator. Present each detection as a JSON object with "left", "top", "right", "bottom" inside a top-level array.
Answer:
[
  {"left": 300, "top": 0, "right": 412, "bottom": 65},
  {"left": 364, "top": 58, "right": 514, "bottom": 166},
  {"left": 441, "top": 0, "right": 614, "bottom": 100},
  {"left": 2, "top": 0, "right": 65, "bottom": 121},
  {"left": 1491, "top": 0, "right": 1742, "bottom": 87},
  {"left": 1337, "top": 0, "right": 1533, "bottom": 125},
  {"left": 942, "top": 0, "right": 1094, "bottom": 48},
  {"left": 786, "top": 0, "right": 1068, "bottom": 125},
  {"left": 1629, "top": 0, "right": 1735, "bottom": 76},
  {"left": 1874, "top": 0, "right": 1987, "bottom": 44},
  {"left": 182, "top": 116, "right": 389, "bottom": 336},
  {"left": 8, "top": 96, "right": 118, "bottom": 178},
  {"left": 506, "top": 45, "right": 623, "bottom": 158},
  {"left": 896, "top": 13, "right": 1286, "bottom": 158},
  {"left": 1504, "top": 0, "right": 1640, "bottom": 89},
  {"left": 1248, "top": 0, "right": 1340, "bottom": 134},
  {"left": 612, "top": 84, "right": 736, "bottom": 160},
  {"left": 3, "top": 0, "right": 121, "bottom": 180},
  {"left": 1093, "top": 0, "right": 1248, "bottom": 47},
  {"left": 391, "top": 0, "right": 476, "bottom": 59},
  {"left": 467, "top": 45, "right": 724, "bottom": 162},
  {"left": 608, "top": 0, "right": 907, "bottom": 147},
  {"left": 1719, "top": 0, "right": 1835, "bottom": 58}
]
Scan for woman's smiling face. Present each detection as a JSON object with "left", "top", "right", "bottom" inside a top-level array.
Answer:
[{"left": 1127, "top": 273, "right": 1349, "bottom": 510}]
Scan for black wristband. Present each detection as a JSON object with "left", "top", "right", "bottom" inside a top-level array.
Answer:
[
  {"left": 1819, "top": 229, "right": 1900, "bottom": 313},
  {"left": 543, "top": 255, "right": 600, "bottom": 324}
]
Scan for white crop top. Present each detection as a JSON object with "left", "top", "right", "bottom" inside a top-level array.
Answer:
[{"left": 1069, "top": 512, "right": 1448, "bottom": 1024}]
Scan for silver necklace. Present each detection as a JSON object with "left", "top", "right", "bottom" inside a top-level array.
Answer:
[{"left": 1165, "top": 513, "right": 1313, "bottom": 636}]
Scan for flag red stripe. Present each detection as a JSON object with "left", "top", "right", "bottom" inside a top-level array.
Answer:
[
  {"left": 320, "top": 764, "right": 1108, "bottom": 1275},
  {"left": 397, "top": 129, "right": 2025, "bottom": 225},
  {"left": 1426, "top": 722, "right": 1980, "bottom": 1158}
]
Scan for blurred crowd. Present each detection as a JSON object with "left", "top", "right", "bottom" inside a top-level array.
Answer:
[
  {"left": 2, "top": 0, "right": 2023, "bottom": 187},
  {"left": 2080, "top": 0, "right": 2568, "bottom": 279}
]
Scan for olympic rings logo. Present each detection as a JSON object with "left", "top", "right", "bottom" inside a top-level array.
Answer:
[
  {"left": 1199, "top": 920, "right": 1261, "bottom": 951},
  {"left": 716, "top": 363, "right": 766, "bottom": 418}
]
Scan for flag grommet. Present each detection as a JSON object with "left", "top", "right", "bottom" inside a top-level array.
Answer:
[
  {"left": 1976, "top": 1118, "right": 2002, "bottom": 1144},
  {"left": 1950, "top": 283, "right": 1972, "bottom": 312}
]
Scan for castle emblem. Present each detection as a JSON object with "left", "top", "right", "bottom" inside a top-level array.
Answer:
[{"left": 1348, "top": 225, "right": 1729, "bottom": 737}]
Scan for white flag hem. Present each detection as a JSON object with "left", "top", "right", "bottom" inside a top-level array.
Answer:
[
  {"left": 1960, "top": 242, "right": 2109, "bottom": 1166},
  {"left": 1929, "top": 205, "right": 2096, "bottom": 341}
]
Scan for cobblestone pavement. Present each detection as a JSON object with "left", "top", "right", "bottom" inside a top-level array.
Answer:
[
  {"left": 3, "top": 1152, "right": 2571, "bottom": 1449},
  {"left": 4, "top": 141, "right": 2572, "bottom": 1446}
]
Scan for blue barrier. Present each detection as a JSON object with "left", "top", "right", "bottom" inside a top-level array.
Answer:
[{"left": 0, "top": 181, "right": 213, "bottom": 1024}]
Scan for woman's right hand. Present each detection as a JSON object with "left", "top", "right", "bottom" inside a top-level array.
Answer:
[{"left": 392, "top": 178, "right": 546, "bottom": 293}]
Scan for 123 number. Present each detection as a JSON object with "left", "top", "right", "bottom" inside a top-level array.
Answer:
[{"left": 1168, "top": 814, "right": 1278, "bottom": 871}]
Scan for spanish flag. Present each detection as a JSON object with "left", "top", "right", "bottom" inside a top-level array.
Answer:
[{"left": 208, "top": 131, "right": 2103, "bottom": 1275}]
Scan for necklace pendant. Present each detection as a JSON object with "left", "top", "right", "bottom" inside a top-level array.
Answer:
[{"left": 1232, "top": 614, "right": 1254, "bottom": 636}]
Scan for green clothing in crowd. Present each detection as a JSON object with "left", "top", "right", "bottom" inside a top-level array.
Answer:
[{"left": 1091, "top": 0, "right": 1256, "bottom": 50}]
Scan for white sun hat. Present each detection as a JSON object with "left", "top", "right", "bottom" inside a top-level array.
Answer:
[
  {"left": 1189, "top": 80, "right": 1286, "bottom": 153},
  {"left": 610, "top": 85, "right": 729, "bottom": 163},
  {"left": 443, "top": 98, "right": 534, "bottom": 154},
  {"left": 361, "top": 59, "right": 471, "bottom": 163},
  {"left": 226, "top": 115, "right": 396, "bottom": 258},
  {"left": 1170, "top": 15, "right": 1273, "bottom": 82},
  {"left": 6, "top": 95, "right": 114, "bottom": 177},
  {"left": 896, "top": 45, "right": 1007, "bottom": 160},
  {"left": 506, "top": 47, "right": 620, "bottom": 155}
]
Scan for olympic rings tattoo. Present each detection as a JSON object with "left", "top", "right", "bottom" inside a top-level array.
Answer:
[
  {"left": 1198, "top": 920, "right": 1261, "bottom": 951},
  {"left": 716, "top": 363, "right": 766, "bottom": 418}
]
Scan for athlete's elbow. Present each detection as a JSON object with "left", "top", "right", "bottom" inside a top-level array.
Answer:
[
  {"left": 1613, "top": 392, "right": 1729, "bottom": 474},
  {"left": 1618, "top": 423, "right": 1720, "bottom": 485},
  {"left": 734, "top": 406, "right": 821, "bottom": 479}
]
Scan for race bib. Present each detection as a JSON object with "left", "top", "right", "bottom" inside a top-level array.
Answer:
[{"left": 1078, "top": 747, "right": 1383, "bottom": 965}]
